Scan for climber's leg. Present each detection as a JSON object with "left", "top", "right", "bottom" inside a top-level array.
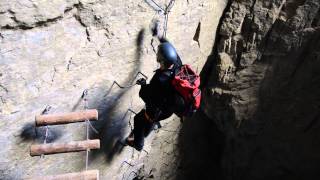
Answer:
[
  {"left": 143, "top": 116, "right": 155, "bottom": 137},
  {"left": 130, "top": 109, "right": 152, "bottom": 151}
]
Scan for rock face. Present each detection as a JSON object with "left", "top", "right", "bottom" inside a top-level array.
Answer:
[
  {"left": 203, "top": 0, "right": 320, "bottom": 179},
  {"left": 0, "top": 0, "right": 228, "bottom": 179},
  {"left": 1, "top": 0, "right": 319, "bottom": 179}
]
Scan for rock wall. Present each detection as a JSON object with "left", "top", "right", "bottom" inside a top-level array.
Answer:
[
  {"left": 3, "top": 0, "right": 318, "bottom": 179},
  {"left": 203, "top": 0, "right": 320, "bottom": 179},
  {"left": 0, "top": 0, "right": 228, "bottom": 179}
]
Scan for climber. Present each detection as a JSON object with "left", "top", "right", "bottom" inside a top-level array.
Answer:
[{"left": 125, "top": 39, "right": 185, "bottom": 151}]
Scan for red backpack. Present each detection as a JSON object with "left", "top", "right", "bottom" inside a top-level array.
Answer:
[{"left": 171, "top": 65, "right": 201, "bottom": 116}]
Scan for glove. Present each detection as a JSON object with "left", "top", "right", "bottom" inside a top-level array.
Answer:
[{"left": 136, "top": 78, "right": 146, "bottom": 86}]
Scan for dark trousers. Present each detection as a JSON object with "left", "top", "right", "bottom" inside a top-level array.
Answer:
[{"left": 133, "top": 109, "right": 173, "bottom": 150}]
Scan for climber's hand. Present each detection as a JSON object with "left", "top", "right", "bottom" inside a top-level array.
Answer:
[{"left": 136, "top": 78, "right": 146, "bottom": 86}]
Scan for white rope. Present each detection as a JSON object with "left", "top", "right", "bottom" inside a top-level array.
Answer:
[
  {"left": 43, "top": 126, "right": 49, "bottom": 144},
  {"left": 83, "top": 92, "right": 90, "bottom": 171},
  {"left": 88, "top": 120, "right": 99, "bottom": 134},
  {"left": 86, "top": 119, "right": 89, "bottom": 171},
  {"left": 36, "top": 105, "right": 51, "bottom": 176},
  {"left": 40, "top": 105, "right": 51, "bottom": 159},
  {"left": 82, "top": 89, "right": 99, "bottom": 171},
  {"left": 145, "top": 0, "right": 176, "bottom": 38}
]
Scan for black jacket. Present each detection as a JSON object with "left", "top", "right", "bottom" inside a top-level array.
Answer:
[
  {"left": 139, "top": 69, "right": 174, "bottom": 108},
  {"left": 139, "top": 68, "right": 184, "bottom": 119}
]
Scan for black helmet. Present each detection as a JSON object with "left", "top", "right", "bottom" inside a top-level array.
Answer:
[{"left": 157, "top": 42, "right": 178, "bottom": 67}]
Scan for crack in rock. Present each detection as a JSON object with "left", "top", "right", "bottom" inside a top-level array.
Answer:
[
  {"left": 1, "top": 2, "right": 81, "bottom": 30},
  {"left": 193, "top": 21, "right": 201, "bottom": 47},
  {"left": 0, "top": 96, "right": 6, "bottom": 104},
  {"left": 51, "top": 67, "right": 57, "bottom": 83},
  {"left": 0, "top": 84, "right": 9, "bottom": 93}
]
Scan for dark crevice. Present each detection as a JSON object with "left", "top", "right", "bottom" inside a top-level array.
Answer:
[
  {"left": 73, "top": 3, "right": 88, "bottom": 28},
  {"left": 177, "top": 110, "right": 225, "bottom": 180},
  {"left": 249, "top": 0, "right": 257, "bottom": 19},
  {"left": 282, "top": 0, "right": 307, "bottom": 20},
  {"left": 258, "top": 6, "right": 290, "bottom": 60},
  {"left": 290, "top": 30, "right": 320, "bottom": 78},
  {"left": 235, "top": 4, "right": 257, "bottom": 71},
  {"left": 193, "top": 22, "right": 201, "bottom": 47},
  {"left": 311, "top": 9, "right": 320, "bottom": 27},
  {"left": 243, "top": 0, "right": 257, "bottom": 52},
  {"left": 85, "top": 28, "right": 91, "bottom": 41},
  {"left": 32, "top": 16, "right": 64, "bottom": 28},
  {"left": 2, "top": 14, "right": 63, "bottom": 30},
  {"left": 235, "top": 45, "right": 243, "bottom": 70},
  {"left": 150, "top": 38, "right": 157, "bottom": 53},
  {"left": 74, "top": 14, "right": 88, "bottom": 28},
  {"left": 304, "top": 111, "right": 320, "bottom": 132},
  {"left": 73, "top": 3, "right": 87, "bottom": 27},
  {"left": 258, "top": 19, "right": 280, "bottom": 57}
]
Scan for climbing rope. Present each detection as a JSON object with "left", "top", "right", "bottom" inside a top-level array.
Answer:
[
  {"left": 33, "top": 92, "right": 100, "bottom": 176},
  {"left": 34, "top": 105, "right": 52, "bottom": 176},
  {"left": 43, "top": 126, "right": 49, "bottom": 144},
  {"left": 164, "top": 0, "right": 175, "bottom": 37},
  {"left": 40, "top": 105, "right": 51, "bottom": 159},
  {"left": 148, "top": 0, "right": 165, "bottom": 12},
  {"left": 81, "top": 89, "right": 99, "bottom": 171},
  {"left": 145, "top": 0, "right": 176, "bottom": 38}
]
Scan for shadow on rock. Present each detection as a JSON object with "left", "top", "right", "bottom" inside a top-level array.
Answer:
[
  {"left": 20, "top": 122, "right": 62, "bottom": 143},
  {"left": 88, "top": 28, "right": 146, "bottom": 163}
]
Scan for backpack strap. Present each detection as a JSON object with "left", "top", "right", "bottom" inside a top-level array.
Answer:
[{"left": 158, "top": 70, "right": 174, "bottom": 83}]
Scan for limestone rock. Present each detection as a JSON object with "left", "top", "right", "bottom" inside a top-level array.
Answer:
[
  {"left": 0, "top": 0, "right": 228, "bottom": 179},
  {"left": 203, "top": 0, "right": 320, "bottom": 179},
  {"left": 216, "top": 52, "right": 236, "bottom": 83}
]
